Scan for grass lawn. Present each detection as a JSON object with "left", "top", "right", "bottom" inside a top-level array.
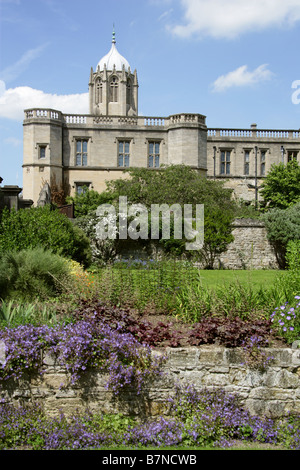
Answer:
[
  {"left": 196, "top": 269, "right": 284, "bottom": 291},
  {"left": 102, "top": 266, "right": 284, "bottom": 292}
]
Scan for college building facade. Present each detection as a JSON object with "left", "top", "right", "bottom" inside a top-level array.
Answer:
[{"left": 22, "top": 34, "right": 300, "bottom": 206}]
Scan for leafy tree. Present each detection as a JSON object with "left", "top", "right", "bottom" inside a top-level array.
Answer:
[
  {"left": 260, "top": 160, "right": 300, "bottom": 209},
  {"left": 66, "top": 188, "right": 115, "bottom": 218},
  {"left": 106, "top": 165, "right": 233, "bottom": 209},
  {"left": 0, "top": 205, "right": 92, "bottom": 267},
  {"left": 262, "top": 202, "right": 300, "bottom": 268},
  {"left": 201, "top": 205, "right": 234, "bottom": 269},
  {"left": 103, "top": 165, "right": 236, "bottom": 267}
]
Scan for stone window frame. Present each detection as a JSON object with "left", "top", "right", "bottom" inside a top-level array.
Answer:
[
  {"left": 73, "top": 137, "right": 91, "bottom": 167},
  {"left": 126, "top": 77, "right": 132, "bottom": 106},
  {"left": 95, "top": 77, "right": 103, "bottom": 104},
  {"left": 219, "top": 149, "right": 232, "bottom": 175},
  {"left": 36, "top": 143, "right": 48, "bottom": 160},
  {"left": 287, "top": 149, "right": 299, "bottom": 162},
  {"left": 74, "top": 182, "right": 91, "bottom": 195},
  {"left": 109, "top": 75, "right": 119, "bottom": 103},
  {"left": 147, "top": 139, "right": 161, "bottom": 168},
  {"left": 117, "top": 139, "right": 132, "bottom": 167},
  {"left": 243, "top": 149, "right": 251, "bottom": 176},
  {"left": 260, "top": 149, "right": 268, "bottom": 176}
]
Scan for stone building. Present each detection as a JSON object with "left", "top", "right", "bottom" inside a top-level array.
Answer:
[{"left": 22, "top": 33, "right": 300, "bottom": 206}]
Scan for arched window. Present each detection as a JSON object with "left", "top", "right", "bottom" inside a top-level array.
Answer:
[
  {"left": 95, "top": 78, "right": 102, "bottom": 104},
  {"left": 126, "top": 78, "right": 132, "bottom": 106},
  {"left": 110, "top": 76, "right": 118, "bottom": 102}
]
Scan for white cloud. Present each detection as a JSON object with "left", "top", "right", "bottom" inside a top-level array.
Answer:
[
  {"left": 212, "top": 64, "right": 273, "bottom": 92},
  {"left": 0, "top": 44, "right": 50, "bottom": 83},
  {"left": 169, "top": 0, "right": 300, "bottom": 39},
  {"left": 0, "top": 80, "right": 89, "bottom": 121},
  {"left": 158, "top": 9, "right": 174, "bottom": 21}
]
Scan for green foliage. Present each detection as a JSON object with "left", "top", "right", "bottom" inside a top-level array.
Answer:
[
  {"left": 262, "top": 202, "right": 300, "bottom": 268},
  {"left": 70, "top": 225, "right": 92, "bottom": 267},
  {"left": 270, "top": 240, "right": 300, "bottom": 312},
  {"left": 0, "top": 300, "right": 59, "bottom": 328},
  {"left": 286, "top": 240, "right": 300, "bottom": 271},
  {"left": 0, "top": 247, "right": 72, "bottom": 302},
  {"left": 66, "top": 188, "right": 115, "bottom": 218},
  {"left": 200, "top": 204, "right": 234, "bottom": 269},
  {"left": 0, "top": 205, "right": 92, "bottom": 267},
  {"left": 104, "top": 165, "right": 236, "bottom": 265},
  {"left": 260, "top": 160, "right": 300, "bottom": 209},
  {"left": 93, "top": 261, "right": 289, "bottom": 323},
  {"left": 106, "top": 165, "right": 233, "bottom": 208}
]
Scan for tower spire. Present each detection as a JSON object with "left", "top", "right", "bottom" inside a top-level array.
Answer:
[{"left": 112, "top": 24, "right": 116, "bottom": 44}]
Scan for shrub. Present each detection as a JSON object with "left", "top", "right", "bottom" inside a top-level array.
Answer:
[
  {"left": 0, "top": 206, "right": 92, "bottom": 267},
  {"left": 0, "top": 248, "right": 72, "bottom": 302},
  {"left": 188, "top": 317, "right": 272, "bottom": 348},
  {"left": 262, "top": 202, "right": 300, "bottom": 268},
  {"left": 260, "top": 159, "right": 300, "bottom": 209},
  {"left": 286, "top": 240, "right": 300, "bottom": 271},
  {"left": 66, "top": 188, "right": 115, "bottom": 218}
]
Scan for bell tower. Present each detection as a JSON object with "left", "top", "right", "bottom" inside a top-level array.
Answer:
[{"left": 89, "top": 31, "right": 138, "bottom": 116}]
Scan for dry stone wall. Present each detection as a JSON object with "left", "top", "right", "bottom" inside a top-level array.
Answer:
[{"left": 1, "top": 345, "right": 300, "bottom": 420}]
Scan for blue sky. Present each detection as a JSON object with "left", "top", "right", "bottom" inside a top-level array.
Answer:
[{"left": 0, "top": 0, "right": 300, "bottom": 187}]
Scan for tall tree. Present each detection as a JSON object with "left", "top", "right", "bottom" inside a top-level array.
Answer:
[{"left": 260, "top": 160, "right": 300, "bottom": 209}]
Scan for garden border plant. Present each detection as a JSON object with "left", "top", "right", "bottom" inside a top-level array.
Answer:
[
  {"left": 0, "top": 317, "right": 165, "bottom": 393},
  {"left": 0, "top": 382, "right": 300, "bottom": 450}
]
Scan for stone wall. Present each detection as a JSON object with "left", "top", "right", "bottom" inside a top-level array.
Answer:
[
  {"left": 218, "top": 218, "right": 278, "bottom": 269},
  {"left": 116, "top": 218, "right": 279, "bottom": 270},
  {"left": 1, "top": 345, "right": 300, "bottom": 419}
]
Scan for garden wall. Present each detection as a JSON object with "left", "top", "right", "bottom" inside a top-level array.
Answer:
[
  {"left": 116, "top": 219, "right": 279, "bottom": 269},
  {"left": 1, "top": 345, "right": 300, "bottom": 419},
  {"left": 218, "top": 218, "right": 278, "bottom": 269}
]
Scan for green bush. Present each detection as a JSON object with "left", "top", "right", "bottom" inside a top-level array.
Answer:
[
  {"left": 0, "top": 206, "right": 92, "bottom": 267},
  {"left": 286, "top": 240, "right": 300, "bottom": 271},
  {"left": 260, "top": 159, "right": 300, "bottom": 209},
  {"left": 262, "top": 202, "right": 300, "bottom": 268},
  {"left": 0, "top": 247, "right": 72, "bottom": 302},
  {"left": 66, "top": 188, "right": 115, "bottom": 218}
]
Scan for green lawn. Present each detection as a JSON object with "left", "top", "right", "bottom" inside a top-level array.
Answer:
[{"left": 196, "top": 269, "right": 284, "bottom": 291}]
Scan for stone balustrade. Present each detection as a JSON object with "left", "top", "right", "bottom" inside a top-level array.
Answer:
[
  {"left": 208, "top": 128, "right": 300, "bottom": 140},
  {"left": 24, "top": 109, "right": 205, "bottom": 129},
  {"left": 24, "top": 109, "right": 62, "bottom": 120},
  {"left": 23, "top": 110, "right": 300, "bottom": 140}
]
